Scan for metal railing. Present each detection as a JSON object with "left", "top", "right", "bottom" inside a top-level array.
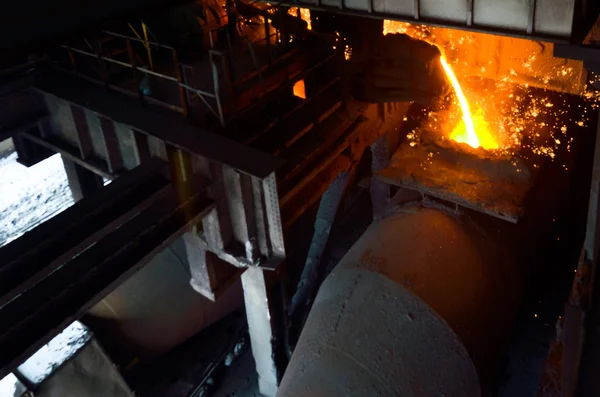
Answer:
[
  {"left": 62, "top": 32, "right": 223, "bottom": 124},
  {"left": 58, "top": 5, "right": 295, "bottom": 128}
]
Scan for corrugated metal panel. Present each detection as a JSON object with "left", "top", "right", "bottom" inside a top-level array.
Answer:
[{"left": 284, "top": 0, "right": 578, "bottom": 40}]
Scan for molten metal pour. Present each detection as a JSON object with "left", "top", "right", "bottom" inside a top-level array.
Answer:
[{"left": 439, "top": 56, "right": 499, "bottom": 150}]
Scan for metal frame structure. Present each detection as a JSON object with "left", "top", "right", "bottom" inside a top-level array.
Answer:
[
  {"left": 30, "top": 67, "right": 286, "bottom": 263},
  {"left": 62, "top": 33, "right": 223, "bottom": 124},
  {"left": 274, "top": 0, "right": 599, "bottom": 42},
  {"left": 1, "top": 68, "right": 290, "bottom": 396},
  {"left": 0, "top": 5, "right": 407, "bottom": 395},
  {"left": 0, "top": 158, "right": 217, "bottom": 379},
  {"left": 57, "top": 8, "right": 287, "bottom": 128}
]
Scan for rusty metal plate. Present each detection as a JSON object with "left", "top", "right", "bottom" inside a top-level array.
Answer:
[{"left": 377, "top": 142, "right": 532, "bottom": 223}]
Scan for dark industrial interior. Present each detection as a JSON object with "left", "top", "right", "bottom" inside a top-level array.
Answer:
[{"left": 2, "top": 1, "right": 600, "bottom": 396}]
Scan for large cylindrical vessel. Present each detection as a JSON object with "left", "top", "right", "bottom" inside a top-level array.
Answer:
[{"left": 278, "top": 207, "right": 522, "bottom": 396}]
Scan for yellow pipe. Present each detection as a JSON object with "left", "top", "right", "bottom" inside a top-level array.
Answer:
[
  {"left": 128, "top": 22, "right": 154, "bottom": 71},
  {"left": 142, "top": 22, "right": 154, "bottom": 71}
]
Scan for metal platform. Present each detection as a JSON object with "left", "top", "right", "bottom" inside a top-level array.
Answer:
[{"left": 377, "top": 142, "right": 532, "bottom": 223}]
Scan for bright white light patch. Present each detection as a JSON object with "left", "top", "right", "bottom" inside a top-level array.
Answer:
[{"left": 0, "top": 152, "right": 73, "bottom": 247}]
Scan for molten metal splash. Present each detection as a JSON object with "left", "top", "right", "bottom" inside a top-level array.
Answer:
[
  {"left": 440, "top": 57, "right": 498, "bottom": 150},
  {"left": 440, "top": 57, "right": 479, "bottom": 148}
]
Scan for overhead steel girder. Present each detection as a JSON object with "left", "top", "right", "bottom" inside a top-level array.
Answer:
[
  {"left": 0, "top": 158, "right": 215, "bottom": 380},
  {"left": 21, "top": 68, "right": 286, "bottom": 271},
  {"left": 272, "top": 0, "right": 598, "bottom": 42},
  {"left": 33, "top": 68, "right": 284, "bottom": 180}
]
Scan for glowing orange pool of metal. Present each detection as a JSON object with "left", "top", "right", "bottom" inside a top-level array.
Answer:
[{"left": 440, "top": 56, "right": 498, "bottom": 150}]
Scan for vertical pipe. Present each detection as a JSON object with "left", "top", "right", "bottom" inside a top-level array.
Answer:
[{"left": 142, "top": 22, "right": 153, "bottom": 71}]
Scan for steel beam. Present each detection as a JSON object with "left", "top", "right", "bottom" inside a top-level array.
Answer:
[
  {"left": 31, "top": 70, "right": 287, "bottom": 271},
  {"left": 0, "top": 158, "right": 169, "bottom": 307},
  {"left": 270, "top": 0, "right": 595, "bottom": 42},
  {"left": 0, "top": 158, "right": 215, "bottom": 380},
  {"left": 554, "top": 44, "right": 600, "bottom": 64},
  {"left": 20, "top": 131, "right": 115, "bottom": 180},
  {"left": 18, "top": 69, "right": 287, "bottom": 274},
  {"left": 0, "top": 114, "right": 47, "bottom": 144},
  {"left": 33, "top": 69, "right": 284, "bottom": 179},
  {"left": 71, "top": 104, "right": 94, "bottom": 160},
  {"left": 99, "top": 116, "right": 126, "bottom": 174}
]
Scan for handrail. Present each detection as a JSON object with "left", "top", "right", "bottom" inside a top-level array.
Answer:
[
  {"left": 102, "top": 30, "right": 175, "bottom": 51},
  {"left": 62, "top": 44, "right": 225, "bottom": 124},
  {"left": 64, "top": 4, "right": 292, "bottom": 128},
  {"left": 61, "top": 47, "right": 218, "bottom": 95}
]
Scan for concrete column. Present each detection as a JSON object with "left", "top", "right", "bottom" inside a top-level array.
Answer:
[
  {"left": 242, "top": 267, "right": 278, "bottom": 397},
  {"left": 61, "top": 156, "right": 103, "bottom": 202}
]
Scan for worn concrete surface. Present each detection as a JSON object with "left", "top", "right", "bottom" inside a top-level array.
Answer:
[{"left": 279, "top": 267, "right": 480, "bottom": 397}]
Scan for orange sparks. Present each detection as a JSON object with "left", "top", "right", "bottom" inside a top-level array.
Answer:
[{"left": 439, "top": 56, "right": 498, "bottom": 150}]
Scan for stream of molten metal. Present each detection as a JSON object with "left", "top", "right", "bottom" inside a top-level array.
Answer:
[
  {"left": 439, "top": 56, "right": 498, "bottom": 150},
  {"left": 440, "top": 57, "right": 479, "bottom": 148}
]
